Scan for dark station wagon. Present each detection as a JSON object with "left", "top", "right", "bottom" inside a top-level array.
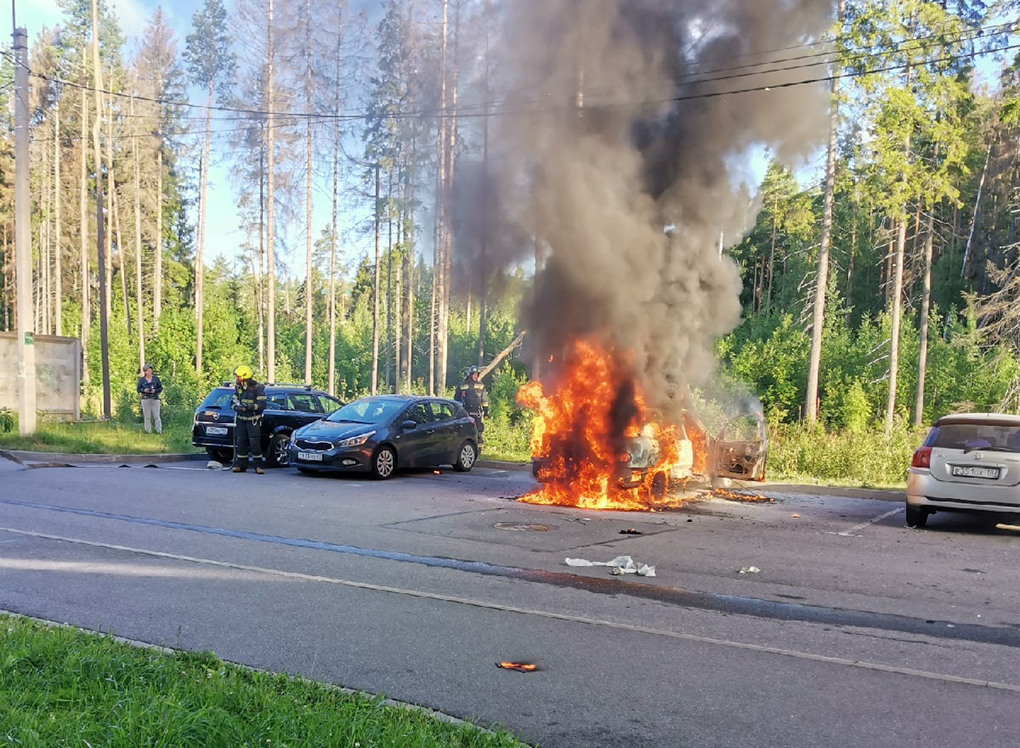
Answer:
[{"left": 192, "top": 383, "right": 344, "bottom": 467}]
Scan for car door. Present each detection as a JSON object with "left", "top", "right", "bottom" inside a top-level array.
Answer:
[
  {"left": 711, "top": 412, "right": 768, "bottom": 482},
  {"left": 394, "top": 402, "right": 437, "bottom": 467},
  {"left": 427, "top": 400, "right": 463, "bottom": 464}
]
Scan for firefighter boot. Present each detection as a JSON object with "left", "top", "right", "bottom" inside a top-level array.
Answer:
[{"left": 255, "top": 466, "right": 264, "bottom": 475}]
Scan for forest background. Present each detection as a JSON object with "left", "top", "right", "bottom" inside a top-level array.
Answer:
[{"left": 3, "top": 0, "right": 1020, "bottom": 487}]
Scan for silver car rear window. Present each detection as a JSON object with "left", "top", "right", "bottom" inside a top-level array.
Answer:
[{"left": 926, "top": 424, "right": 1020, "bottom": 452}]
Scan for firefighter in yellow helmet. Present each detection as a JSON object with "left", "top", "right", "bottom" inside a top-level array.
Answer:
[{"left": 231, "top": 365, "right": 267, "bottom": 474}]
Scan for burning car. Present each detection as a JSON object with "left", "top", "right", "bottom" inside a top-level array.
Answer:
[
  {"left": 518, "top": 340, "right": 766, "bottom": 510},
  {"left": 530, "top": 408, "right": 766, "bottom": 499}
]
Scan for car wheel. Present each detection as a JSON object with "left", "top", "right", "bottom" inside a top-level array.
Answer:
[
  {"left": 268, "top": 433, "right": 291, "bottom": 467},
  {"left": 372, "top": 446, "right": 397, "bottom": 480},
  {"left": 454, "top": 441, "right": 477, "bottom": 472},
  {"left": 651, "top": 471, "right": 667, "bottom": 499},
  {"left": 905, "top": 504, "right": 929, "bottom": 528},
  {"left": 206, "top": 447, "right": 233, "bottom": 463}
]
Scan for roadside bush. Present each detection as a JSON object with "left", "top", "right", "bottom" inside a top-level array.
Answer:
[
  {"left": 766, "top": 420, "right": 925, "bottom": 487},
  {"left": 0, "top": 408, "right": 15, "bottom": 433}
]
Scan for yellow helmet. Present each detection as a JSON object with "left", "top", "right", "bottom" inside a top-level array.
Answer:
[{"left": 233, "top": 365, "right": 253, "bottom": 381}]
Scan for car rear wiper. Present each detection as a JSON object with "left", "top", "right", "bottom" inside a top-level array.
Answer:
[{"left": 962, "top": 445, "right": 1017, "bottom": 454}]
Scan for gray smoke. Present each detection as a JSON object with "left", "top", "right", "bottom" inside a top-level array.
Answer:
[{"left": 476, "top": 0, "right": 831, "bottom": 422}]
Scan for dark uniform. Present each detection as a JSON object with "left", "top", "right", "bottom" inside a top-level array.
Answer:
[
  {"left": 232, "top": 378, "right": 267, "bottom": 472},
  {"left": 455, "top": 368, "right": 489, "bottom": 445}
]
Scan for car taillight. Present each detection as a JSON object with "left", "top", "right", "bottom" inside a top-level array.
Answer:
[{"left": 911, "top": 446, "right": 932, "bottom": 469}]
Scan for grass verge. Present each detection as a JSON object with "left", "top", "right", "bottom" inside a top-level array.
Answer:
[
  {"left": 0, "top": 615, "right": 529, "bottom": 748},
  {"left": 0, "top": 420, "right": 197, "bottom": 455}
]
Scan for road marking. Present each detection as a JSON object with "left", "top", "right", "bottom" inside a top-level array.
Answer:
[
  {"left": 3, "top": 525, "right": 1018, "bottom": 694},
  {"left": 838, "top": 506, "right": 904, "bottom": 537}
]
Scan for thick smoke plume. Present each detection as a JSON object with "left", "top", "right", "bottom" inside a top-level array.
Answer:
[{"left": 477, "top": 0, "right": 831, "bottom": 423}]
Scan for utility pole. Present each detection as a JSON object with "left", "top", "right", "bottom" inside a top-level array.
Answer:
[{"left": 14, "top": 26, "right": 37, "bottom": 434}]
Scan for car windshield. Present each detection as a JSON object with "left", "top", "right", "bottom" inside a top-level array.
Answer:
[
  {"left": 327, "top": 399, "right": 405, "bottom": 425},
  {"left": 927, "top": 423, "right": 1020, "bottom": 453}
]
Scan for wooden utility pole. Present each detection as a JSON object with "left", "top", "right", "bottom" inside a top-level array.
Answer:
[
  {"left": 14, "top": 26, "right": 37, "bottom": 434},
  {"left": 267, "top": 0, "right": 277, "bottom": 382}
]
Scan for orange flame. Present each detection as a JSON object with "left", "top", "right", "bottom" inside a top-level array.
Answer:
[{"left": 517, "top": 341, "right": 695, "bottom": 511}]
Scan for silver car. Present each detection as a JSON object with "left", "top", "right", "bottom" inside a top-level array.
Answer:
[{"left": 906, "top": 413, "right": 1020, "bottom": 527}]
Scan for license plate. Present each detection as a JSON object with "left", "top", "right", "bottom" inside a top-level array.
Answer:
[
  {"left": 206, "top": 426, "right": 228, "bottom": 436},
  {"left": 298, "top": 452, "right": 323, "bottom": 462},
  {"left": 951, "top": 465, "right": 1000, "bottom": 480}
]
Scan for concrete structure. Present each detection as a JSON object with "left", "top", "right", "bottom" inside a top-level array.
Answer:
[{"left": 0, "top": 333, "right": 81, "bottom": 420}]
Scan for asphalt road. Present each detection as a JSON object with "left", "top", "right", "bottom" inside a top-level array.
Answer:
[{"left": 1, "top": 455, "right": 1019, "bottom": 748}]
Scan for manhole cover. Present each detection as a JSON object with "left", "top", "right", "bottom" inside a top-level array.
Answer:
[{"left": 493, "top": 522, "right": 552, "bottom": 532}]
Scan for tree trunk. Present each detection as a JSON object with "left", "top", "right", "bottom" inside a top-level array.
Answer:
[
  {"left": 886, "top": 216, "right": 907, "bottom": 433},
  {"left": 766, "top": 205, "right": 777, "bottom": 312},
  {"left": 372, "top": 164, "right": 381, "bottom": 395},
  {"left": 112, "top": 176, "right": 131, "bottom": 339},
  {"left": 79, "top": 80, "right": 89, "bottom": 391},
  {"left": 154, "top": 146, "right": 163, "bottom": 332},
  {"left": 304, "top": 0, "right": 314, "bottom": 385},
  {"left": 258, "top": 126, "right": 266, "bottom": 375},
  {"left": 195, "top": 81, "right": 212, "bottom": 375},
  {"left": 267, "top": 0, "right": 277, "bottom": 382},
  {"left": 132, "top": 96, "right": 145, "bottom": 372},
  {"left": 395, "top": 204, "right": 403, "bottom": 394},
  {"left": 804, "top": 0, "right": 844, "bottom": 423},
  {"left": 434, "top": 0, "right": 449, "bottom": 396},
  {"left": 91, "top": 0, "right": 111, "bottom": 418},
  {"left": 328, "top": 54, "right": 340, "bottom": 398},
  {"left": 386, "top": 168, "right": 394, "bottom": 393},
  {"left": 54, "top": 99, "right": 62, "bottom": 335},
  {"left": 914, "top": 208, "right": 935, "bottom": 426}
]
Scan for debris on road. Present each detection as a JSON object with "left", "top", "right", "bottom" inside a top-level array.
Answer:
[
  {"left": 496, "top": 662, "right": 537, "bottom": 673},
  {"left": 738, "top": 566, "right": 761, "bottom": 574},
  {"left": 791, "top": 513, "right": 801, "bottom": 518},
  {"left": 207, "top": 460, "right": 222, "bottom": 470},
  {"left": 565, "top": 555, "right": 656, "bottom": 577},
  {"left": 619, "top": 528, "right": 643, "bottom": 535}
]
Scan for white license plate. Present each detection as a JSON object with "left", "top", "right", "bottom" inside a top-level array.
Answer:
[
  {"left": 298, "top": 452, "right": 323, "bottom": 462},
  {"left": 206, "top": 426, "right": 228, "bottom": 436},
  {"left": 951, "top": 465, "right": 1000, "bottom": 479}
]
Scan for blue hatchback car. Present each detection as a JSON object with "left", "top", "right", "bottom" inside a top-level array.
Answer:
[{"left": 289, "top": 395, "right": 479, "bottom": 479}]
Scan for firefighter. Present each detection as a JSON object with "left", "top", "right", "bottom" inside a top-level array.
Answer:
[
  {"left": 231, "top": 365, "right": 267, "bottom": 474},
  {"left": 455, "top": 365, "right": 489, "bottom": 446}
]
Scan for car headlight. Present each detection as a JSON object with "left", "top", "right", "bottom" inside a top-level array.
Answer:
[{"left": 336, "top": 430, "right": 376, "bottom": 448}]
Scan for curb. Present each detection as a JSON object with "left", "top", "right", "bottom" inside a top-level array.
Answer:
[
  {"left": 476, "top": 459, "right": 530, "bottom": 472},
  {"left": 758, "top": 481, "right": 905, "bottom": 502},
  {"left": 0, "top": 449, "right": 206, "bottom": 466}
]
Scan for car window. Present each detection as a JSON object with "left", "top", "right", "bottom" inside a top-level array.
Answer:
[
  {"left": 200, "top": 390, "right": 233, "bottom": 409},
  {"left": 927, "top": 423, "right": 1020, "bottom": 452},
  {"left": 290, "top": 393, "right": 321, "bottom": 413},
  {"left": 265, "top": 393, "right": 290, "bottom": 410},
  {"left": 327, "top": 398, "right": 406, "bottom": 424},
  {"left": 403, "top": 403, "right": 433, "bottom": 426},
  {"left": 429, "top": 401, "right": 456, "bottom": 421},
  {"left": 318, "top": 395, "right": 342, "bottom": 414}
]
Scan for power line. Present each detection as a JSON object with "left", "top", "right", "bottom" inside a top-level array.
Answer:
[{"left": 5, "top": 19, "right": 1011, "bottom": 126}]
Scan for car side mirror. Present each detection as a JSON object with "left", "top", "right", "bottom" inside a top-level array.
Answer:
[{"left": 401, "top": 420, "right": 418, "bottom": 431}]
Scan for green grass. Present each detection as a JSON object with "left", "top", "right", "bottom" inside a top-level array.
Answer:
[
  {"left": 0, "top": 419, "right": 197, "bottom": 456},
  {"left": 0, "top": 615, "right": 529, "bottom": 748}
]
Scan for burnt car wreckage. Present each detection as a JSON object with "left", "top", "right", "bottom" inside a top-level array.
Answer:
[{"left": 532, "top": 408, "right": 767, "bottom": 497}]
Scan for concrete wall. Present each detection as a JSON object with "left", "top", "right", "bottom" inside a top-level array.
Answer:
[{"left": 0, "top": 333, "right": 81, "bottom": 419}]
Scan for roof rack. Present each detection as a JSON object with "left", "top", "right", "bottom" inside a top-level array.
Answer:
[{"left": 264, "top": 383, "right": 314, "bottom": 390}]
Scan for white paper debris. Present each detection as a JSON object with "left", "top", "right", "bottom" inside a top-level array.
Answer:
[
  {"left": 565, "top": 555, "right": 655, "bottom": 577},
  {"left": 738, "top": 566, "right": 761, "bottom": 574}
]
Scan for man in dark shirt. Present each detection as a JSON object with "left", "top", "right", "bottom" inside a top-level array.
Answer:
[
  {"left": 231, "top": 365, "right": 267, "bottom": 474},
  {"left": 136, "top": 364, "right": 163, "bottom": 435}
]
